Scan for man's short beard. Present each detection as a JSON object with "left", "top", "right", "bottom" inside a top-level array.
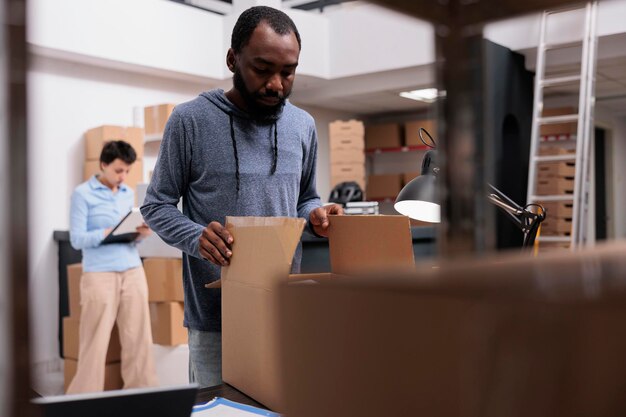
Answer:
[{"left": 233, "top": 69, "right": 288, "bottom": 121}]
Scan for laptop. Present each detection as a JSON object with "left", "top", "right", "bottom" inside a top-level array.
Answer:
[{"left": 32, "top": 384, "right": 198, "bottom": 417}]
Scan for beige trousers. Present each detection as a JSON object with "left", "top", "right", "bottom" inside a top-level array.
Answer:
[{"left": 67, "top": 266, "right": 158, "bottom": 393}]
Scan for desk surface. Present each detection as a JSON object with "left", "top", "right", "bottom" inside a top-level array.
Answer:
[{"left": 195, "top": 383, "right": 267, "bottom": 410}]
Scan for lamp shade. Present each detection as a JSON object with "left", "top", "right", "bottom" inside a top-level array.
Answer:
[{"left": 394, "top": 174, "right": 440, "bottom": 223}]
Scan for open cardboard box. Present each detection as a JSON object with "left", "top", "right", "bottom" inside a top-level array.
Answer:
[{"left": 220, "top": 214, "right": 415, "bottom": 411}]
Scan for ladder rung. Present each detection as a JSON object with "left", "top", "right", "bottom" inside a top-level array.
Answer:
[
  {"left": 533, "top": 154, "right": 577, "bottom": 162},
  {"left": 541, "top": 75, "right": 581, "bottom": 87},
  {"left": 539, "top": 114, "right": 579, "bottom": 124},
  {"left": 538, "top": 236, "right": 572, "bottom": 243},
  {"left": 530, "top": 195, "right": 574, "bottom": 202},
  {"left": 543, "top": 40, "right": 582, "bottom": 51}
]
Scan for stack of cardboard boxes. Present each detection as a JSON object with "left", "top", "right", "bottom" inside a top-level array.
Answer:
[
  {"left": 365, "top": 120, "right": 435, "bottom": 201},
  {"left": 328, "top": 120, "right": 366, "bottom": 192},
  {"left": 63, "top": 264, "right": 123, "bottom": 392},
  {"left": 83, "top": 125, "right": 145, "bottom": 193},
  {"left": 143, "top": 258, "right": 187, "bottom": 346}
]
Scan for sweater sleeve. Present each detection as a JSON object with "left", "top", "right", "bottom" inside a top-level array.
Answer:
[
  {"left": 69, "top": 191, "right": 106, "bottom": 250},
  {"left": 140, "top": 111, "right": 205, "bottom": 258},
  {"left": 297, "top": 120, "right": 323, "bottom": 233}
]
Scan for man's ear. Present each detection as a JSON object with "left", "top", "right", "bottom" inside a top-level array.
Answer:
[{"left": 226, "top": 49, "right": 236, "bottom": 73}]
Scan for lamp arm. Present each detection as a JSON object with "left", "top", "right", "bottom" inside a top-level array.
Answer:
[{"left": 486, "top": 183, "right": 546, "bottom": 250}]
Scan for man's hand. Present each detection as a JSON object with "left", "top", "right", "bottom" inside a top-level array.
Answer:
[
  {"left": 309, "top": 204, "right": 344, "bottom": 237},
  {"left": 199, "top": 221, "right": 234, "bottom": 267}
]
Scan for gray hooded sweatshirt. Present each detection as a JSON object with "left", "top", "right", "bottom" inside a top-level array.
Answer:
[{"left": 141, "top": 89, "right": 322, "bottom": 331}]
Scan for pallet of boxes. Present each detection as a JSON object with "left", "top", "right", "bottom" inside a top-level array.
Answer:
[
  {"left": 83, "top": 125, "right": 145, "bottom": 200},
  {"left": 328, "top": 120, "right": 366, "bottom": 195},
  {"left": 535, "top": 107, "right": 577, "bottom": 252},
  {"left": 63, "top": 264, "right": 124, "bottom": 392},
  {"left": 143, "top": 257, "right": 187, "bottom": 347},
  {"left": 536, "top": 146, "right": 576, "bottom": 251}
]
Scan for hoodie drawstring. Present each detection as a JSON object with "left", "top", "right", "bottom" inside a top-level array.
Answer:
[
  {"left": 229, "top": 113, "right": 240, "bottom": 193},
  {"left": 228, "top": 114, "right": 278, "bottom": 194},
  {"left": 271, "top": 122, "right": 278, "bottom": 175}
]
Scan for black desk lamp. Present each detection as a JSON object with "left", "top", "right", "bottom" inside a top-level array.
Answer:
[{"left": 394, "top": 128, "right": 546, "bottom": 249}]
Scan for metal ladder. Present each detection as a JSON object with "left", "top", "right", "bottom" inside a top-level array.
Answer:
[{"left": 526, "top": 1, "right": 598, "bottom": 250}]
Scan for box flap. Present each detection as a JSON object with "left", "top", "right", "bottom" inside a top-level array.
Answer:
[
  {"left": 220, "top": 216, "right": 305, "bottom": 288},
  {"left": 328, "top": 215, "right": 414, "bottom": 275}
]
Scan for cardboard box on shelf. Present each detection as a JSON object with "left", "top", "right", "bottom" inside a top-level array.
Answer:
[
  {"left": 67, "top": 263, "right": 82, "bottom": 318},
  {"left": 537, "top": 201, "right": 573, "bottom": 219},
  {"left": 221, "top": 215, "right": 414, "bottom": 411},
  {"left": 538, "top": 146, "right": 576, "bottom": 156},
  {"left": 329, "top": 120, "right": 365, "bottom": 137},
  {"left": 536, "top": 177, "right": 575, "bottom": 195},
  {"left": 85, "top": 125, "right": 144, "bottom": 160},
  {"left": 64, "top": 359, "right": 123, "bottom": 393},
  {"left": 62, "top": 317, "right": 122, "bottom": 363},
  {"left": 329, "top": 134, "right": 364, "bottom": 151},
  {"left": 540, "top": 107, "right": 577, "bottom": 136},
  {"left": 150, "top": 301, "right": 187, "bottom": 346},
  {"left": 402, "top": 171, "right": 421, "bottom": 186},
  {"left": 329, "top": 148, "right": 365, "bottom": 165},
  {"left": 83, "top": 159, "right": 144, "bottom": 190},
  {"left": 540, "top": 218, "right": 573, "bottom": 235},
  {"left": 366, "top": 174, "right": 403, "bottom": 200},
  {"left": 143, "top": 258, "right": 184, "bottom": 302},
  {"left": 405, "top": 119, "right": 437, "bottom": 147},
  {"left": 365, "top": 123, "right": 402, "bottom": 149},
  {"left": 330, "top": 163, "right": 366, "bottom": 179},
  {"left": 537, "top": 161, "right": 576, "bottom": 178},
  {"left": 145, "top": 104, "right": 176, "bottom": 136}
]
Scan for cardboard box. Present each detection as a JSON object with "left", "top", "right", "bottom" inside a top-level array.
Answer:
[
  {"left": 366, "top": 174, "right": 403, "bottom": 200},
  {"left": 85, "top": 125, "right": 144, "bottom": 160},
  {"left": 329, "top": 134, "right": 365, "bottom": 151},
  {"left": 330, "top": 163, "right": 366, "bottom": 178},
  {"left": 365, "top": 123, "right": 402, "bottom": 149},
  {"left": 150, "top": 302, "right": 187, "bottom": 346},
  {"left": 403, "top": 171, "right": 421, "bottom": 185},
  {"left": 67, "top": 263, "right": 82, "bottom": 318},
  {"left": 83, "top": 159, "right": 144, "bottom": 190},
  {"left": 278, "top": 242, "right": 626, "bottom": 417},
  {"left": 538, "top": 201, "right": 573, "bottom": 219},
  {"left": 64, "top": 359, "right": 123, "bottom": 393},
  {"left": 405, "top": 119, "right": 437, "bottom": 147},
  {"left": 540, "top": 107, "right": 577, "bottom": 136},
  {"left": 144, "top": 104, "right": 176, "bottom": 136},
  {"left": 221, "top": 215, "right": 414, "bottom": 411},
  {"left": 329, "top": 148, "right": 365, "bottom": 165},
  {"left": 221, "top": 217, "right": 306, "bottom": 412},
  {"left": 62, "top": 317, "right": 122, "bottom": 363},
  {"left": 329, "top": 119, "right": 365, "bottom": 137},
  {"left": 538, "top": 146, "right": 576, "bottom": 156},
  {"left": 540, "top": 218, "right": 573, "bottom": 235},
  {"left": 143, "top": 258, "right": 184, "bottom": 302},
  {"left": 327, "top": 215, "right": 414, "bottom": 275},
  {"left": 537, "top": 161, "right": 576, "bottom": 178},
  {"left": 536, "top": 177, "right": 575, "bottom": 195}
]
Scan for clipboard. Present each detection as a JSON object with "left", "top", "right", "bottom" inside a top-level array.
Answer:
[{"left": 101, "top": 208, "right": 144, "bottom": 244}]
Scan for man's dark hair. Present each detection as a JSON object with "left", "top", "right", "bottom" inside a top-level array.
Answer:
[
  {"left": 99, "top": 140, "right": 137, "bottom": 165},
  {"left": 231, "top": 6, "right": 301, "bottom": 53}
]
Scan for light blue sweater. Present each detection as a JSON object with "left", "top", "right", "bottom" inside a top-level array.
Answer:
[{"left": 141, "top": 89, "right": 322, "bottom": 331}]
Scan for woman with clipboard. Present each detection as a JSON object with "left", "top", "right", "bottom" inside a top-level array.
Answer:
[{"left": 67, "top": 140, "right": 157, "bottom": 393}]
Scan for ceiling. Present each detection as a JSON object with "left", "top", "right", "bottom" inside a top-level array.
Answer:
[{"left": 172, "top": 0, "right": 626, "bottom": 119}]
